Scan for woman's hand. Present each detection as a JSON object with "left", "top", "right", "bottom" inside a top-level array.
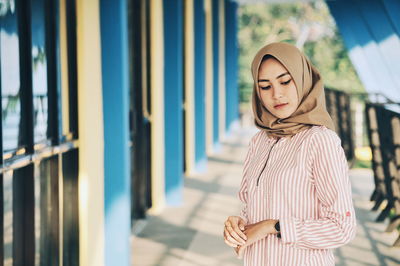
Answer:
[
  {"left": 223, "top": 216, "right": 247, "bottom": 248},
  {"left": 235, "top": 219, "right": 279, "bottom": 259}
]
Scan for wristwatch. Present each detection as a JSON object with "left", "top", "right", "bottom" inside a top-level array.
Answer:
[{"left": 274, "top": 220, "right": 281, "bottom": 238}]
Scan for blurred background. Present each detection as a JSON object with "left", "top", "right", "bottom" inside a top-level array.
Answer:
[{"left": 0, "top": 0, "right": 400, "bottom": 265}]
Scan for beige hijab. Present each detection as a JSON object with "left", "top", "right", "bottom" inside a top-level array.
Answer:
[{"left": 251, "top": 42, "right": 335, "bottom": 138}]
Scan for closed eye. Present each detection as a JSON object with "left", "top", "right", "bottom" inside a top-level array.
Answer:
[
  {"left": 260, "top": 85, "right": 271, "bottom": 90},
  {"left": 260, "top": 79, "right": 291, "bottom": 90}
]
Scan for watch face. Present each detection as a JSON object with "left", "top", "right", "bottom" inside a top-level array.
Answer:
[{"left": 275, "top": 221, "right": 280, "bottom": 232}]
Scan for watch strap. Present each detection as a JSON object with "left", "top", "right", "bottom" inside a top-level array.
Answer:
[{"left": 274, "top": 221, "right": 281, "bottom": 238}]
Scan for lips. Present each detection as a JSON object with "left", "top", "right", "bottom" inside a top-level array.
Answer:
[{"left": 274, "top": 103, "right": 288, "bottom": 109}]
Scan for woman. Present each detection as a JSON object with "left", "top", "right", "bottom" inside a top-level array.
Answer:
[{"left": 223, "top": 42, "right": 357, "bottom": 265}]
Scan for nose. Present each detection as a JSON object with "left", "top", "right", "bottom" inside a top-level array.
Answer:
[{"left": 272, "top": 85, "right": 283, "bottom": 99}]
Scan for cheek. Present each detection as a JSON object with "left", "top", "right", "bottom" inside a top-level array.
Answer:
[
  {"left": 260, "top": 92, "right": 273, "bottom": 107},
  {"left": 289, "top": 85, "right": 299, "bottom": 105}
]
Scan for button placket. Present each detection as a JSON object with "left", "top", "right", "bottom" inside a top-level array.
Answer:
[
  {"left": 264, "top": 140, "right": 281, "bottom": 217},
  {"left": 256, "top": 138, "right": 280, "bottom": 186}
]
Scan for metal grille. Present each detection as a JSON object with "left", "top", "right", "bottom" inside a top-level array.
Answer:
[{"left": 0, "top": 0, "right": 79, "bottom": 264}]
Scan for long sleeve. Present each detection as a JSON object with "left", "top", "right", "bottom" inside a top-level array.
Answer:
[
  {"left": 279, "top": 130, "right": 357, "bottom": 249},
  {"left": 238, "top": 136, "right": 255, "bottom": 224}
]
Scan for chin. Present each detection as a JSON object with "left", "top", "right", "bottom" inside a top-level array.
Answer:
[{"left": 274, "top": 113, "right": 291, "bottom": 119}]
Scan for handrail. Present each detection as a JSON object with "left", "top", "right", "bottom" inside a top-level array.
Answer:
[
  {"left": 0, "top": 140, "right": 79, "bottom": 174},
  {"left": 348, "top": 92, "right": 400, "bottom": 105}
]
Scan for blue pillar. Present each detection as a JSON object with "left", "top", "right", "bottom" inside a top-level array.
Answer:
[
  {"left": 212, "top": 0, "right": 219, "bottom": 147},
  {"left": 225, "top": 0, "right": 239, "bottom": 132},
  {"left": 194, "top": 0, "right": 207, "bottom": 172},
  {"left": 100, "top": 0, "right": 131, "bottom": 265},
  {"left": 163, "top": 0, "right": 184, "bottom": 205}
]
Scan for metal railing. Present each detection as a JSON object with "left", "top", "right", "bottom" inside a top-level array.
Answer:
[
  {"left": 365, "top": 101, "right": 400, "bottom": 247},
  {"left": 325, "top": 89, "right": 400, "bottom": 246},
  {"left": 325, "top": 88, "right": 355, "bottom": 163}
]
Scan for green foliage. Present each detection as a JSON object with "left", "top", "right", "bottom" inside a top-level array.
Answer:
[
  {"left": 238, "top": 1, "right": 365, "bottom": 103},
  {"left": 352, "top": 159, "right": 372, "bottom": 169}
]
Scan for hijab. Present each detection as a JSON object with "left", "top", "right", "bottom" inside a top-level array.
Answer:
[{"left": 251, "top": 42, "right": 335, "bottom": 138}]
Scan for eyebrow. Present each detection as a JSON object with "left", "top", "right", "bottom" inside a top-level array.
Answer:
[{"left": 258, "top": 72, "right": 290, "bottom": 82}]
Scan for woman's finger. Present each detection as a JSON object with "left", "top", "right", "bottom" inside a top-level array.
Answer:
[
  {"left": 224, "top": 238, "right": 238, "bottom": 248},
  {"left": 224, "top": 228, "right": 243, "bottom": 246},
  {"left": 226, "top": 225, "right": 246, "bottom": 244},
  {"left": 237, "top": 246, "right": 245, "bottom": 259},
  {"left": 225, "top": 227, "right": 245, "bottom": 245},
  {"left": 231, "top": 222, "right": 248, "bottom": 241},
  {"left": 238, "top": 219, "right": 246, "bottom": 231},
  {"left": 225, "top": 220, "right": 235, "bottom": 228},
  {"left": 223, "top": 231, "right": 238, "bottom": 247},
  {"left": 234, "top": 246, "right": 240, "bottom": 255}
]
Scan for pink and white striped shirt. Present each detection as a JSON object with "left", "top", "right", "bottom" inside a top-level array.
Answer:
[{"left": 239, "top": 125, "right": 357, "bottom": 266}]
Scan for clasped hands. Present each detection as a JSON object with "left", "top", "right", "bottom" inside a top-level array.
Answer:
[{"left": 223, "top": 216, "right": 278, "bottom": 259}]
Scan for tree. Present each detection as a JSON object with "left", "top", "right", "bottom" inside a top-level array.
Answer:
[{"left": 238, "top": 1, "right": 365, "bottom": 103}]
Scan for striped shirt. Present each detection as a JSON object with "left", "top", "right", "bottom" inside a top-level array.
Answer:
[{"left": 239, "top": 125, "right": 357, "bottom": 266}]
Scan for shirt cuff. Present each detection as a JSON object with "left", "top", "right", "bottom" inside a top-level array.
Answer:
[{"left": 279, "top": 218, "right": 298, "bottom": 244}]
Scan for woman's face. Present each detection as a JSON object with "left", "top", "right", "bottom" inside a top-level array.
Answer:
[{"left": 257, "top": 57, "right": 299, "bottom": 119}]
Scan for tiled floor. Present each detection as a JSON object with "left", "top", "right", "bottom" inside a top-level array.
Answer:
[{"left": 131, "top": 126, "right": 400, "bottom": 266}]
